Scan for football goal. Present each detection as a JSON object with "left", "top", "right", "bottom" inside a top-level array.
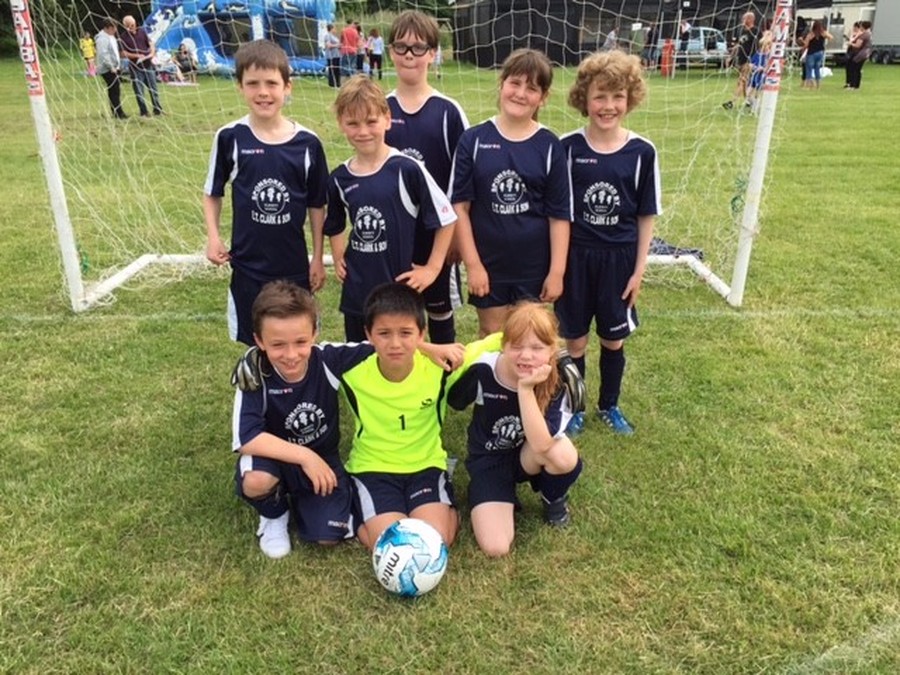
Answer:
[{"left": 10, "top": 0, "right": 793, "bottom": 311}]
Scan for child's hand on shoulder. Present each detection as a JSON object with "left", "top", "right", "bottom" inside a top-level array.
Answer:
[{"left": 420, "top": 342, "right": 465, "bottom": 372}]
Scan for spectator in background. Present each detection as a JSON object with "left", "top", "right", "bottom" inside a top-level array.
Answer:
[
  {"left": 173, "top": 42, "right": 199, "bottom": 84},
  {"left": 432, "top": 43, "right": 444, "bottom": 80},
  {"left": 795, "top": 17, "right": 809, "bottom": 84},
  {"left": 367, "top": 28, "right": 384, "bottom": 80},
  {"left": 641, "top": 22, "right": 659, "bottom": 69},
  {"left": 845, "top": 20, "right": 872, "bottom": 90},
  {"left": 340, "top": 20, "right": 359, "bottom": 77},
  {"left": 802, "top": 19, "right": 833, "bottom": 89},
  {"left": 845, "top": 21, "right": 861, "bottom": 88},
  {"left": 120, "top": 15, "right": 164, "bottom": 117},
  {"left": 602, "top": 24, "right": 619, "bottom": 52},
  {"left": 324, "top": 23, "right": 341, "bottom": 88},
  {"left": 679, "top": 19, "right": 691, "bottom": 52},
  {"left": 355, "top": 22, "right": 366, "bottom": 73},
  {"left": 745, "top": 19, "right": 773, "bottom": 113},
  {"left": 722, "top": 12, "right": 758, "bottom": 109},
  {"left": 80, "top": 31, "right": 96, "bottom": 77},
  {"left": 95, "top": 19, "right": 127, "bottom": 119}
]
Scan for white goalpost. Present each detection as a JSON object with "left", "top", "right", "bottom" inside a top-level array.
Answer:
[
  {"left": 11, "top": 0, "right": 792, "bottom": 312},
  {"left": 11, "top": 0, "right": 206, "bottom": 312},
  {"left": 727, "top": 0, "right": 793, "bottom": 306}
]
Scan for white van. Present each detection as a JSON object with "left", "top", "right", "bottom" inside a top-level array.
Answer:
[{"left": 659, "top": 26, "right": 729, "bottom": 67}]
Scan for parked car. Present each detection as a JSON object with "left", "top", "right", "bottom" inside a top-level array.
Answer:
[{"left": 659, "top": 26, "right": 729, "bottom": 67}]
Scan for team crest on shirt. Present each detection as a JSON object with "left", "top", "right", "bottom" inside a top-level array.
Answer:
[
  {"left": 285, "top": 402, "right": 329, "bottom": 444},
  {"left": 486, "top": 414, "right": 524, "bottom": 452},
  {"left": 583, "top": 181, "right": 621, "bottom": 226},
  {"left": 351, "top": 205, "right": 387, "bottom": 253},
  {"left": 491, "top": 170, "right": 530, "bottom": 215},
  {"left": 251, "top": 178, "right": 291, "bottom": 225}
]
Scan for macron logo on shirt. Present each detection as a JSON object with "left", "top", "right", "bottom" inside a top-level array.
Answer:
[{"left": 241, "top": 148, "right": 265, "bottom": 155}]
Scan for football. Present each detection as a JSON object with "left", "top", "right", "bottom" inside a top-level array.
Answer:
[{"left": 372, "top": 518, "right": 449, "bottom": 597}]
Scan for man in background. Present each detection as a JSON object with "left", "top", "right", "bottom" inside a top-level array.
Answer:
[
  {"left": 722, "top": 12, "right": 758, "bottom": 110},
  {"left": 119, "top": 15, "right": 164, "bottom": 117},
  {"left": 95, "top": 18, "right": 127, "bottom": 120}
]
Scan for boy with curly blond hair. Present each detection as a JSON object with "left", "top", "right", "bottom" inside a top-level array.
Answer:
[{"left": 556, "top": 50, "right": 662, "bottom": 437}]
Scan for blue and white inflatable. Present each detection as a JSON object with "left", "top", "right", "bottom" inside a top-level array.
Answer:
[{"left": 144, "top": 0, "right": 334, "bottom": 76}]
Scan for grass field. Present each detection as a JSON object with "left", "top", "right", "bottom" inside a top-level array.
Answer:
[{"left": 1, "top": 57, "right": 899, "bottom": 673}]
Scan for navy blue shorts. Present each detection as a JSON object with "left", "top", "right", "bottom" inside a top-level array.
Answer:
[
  {"left": 235, "top": 454, "right": 353, "bottom": 542},
  {"left": 465, "top": 451, "right": 538, "bottom": 508},
  {"left": 554, "top": 246, "right": 639, "bottom": 341},
  {"left": 228, "top": 269, "right": 309, "bottom": 346},
  {"left": 351, "top": 468, "right": 456, "bottom": 522},
  {"left": 468, "top": 278, "right": 542, "bottom": 309}
]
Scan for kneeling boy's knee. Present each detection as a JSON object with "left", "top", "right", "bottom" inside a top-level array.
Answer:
[{"left": 240, "top": 470, "right": 278, "bottom": 499}]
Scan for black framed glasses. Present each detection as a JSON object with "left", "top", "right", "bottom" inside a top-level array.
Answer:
[{"left": 390, "top": 42, "right": 431, "bottom": 57}]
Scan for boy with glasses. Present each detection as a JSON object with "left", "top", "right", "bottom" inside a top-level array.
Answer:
[{"left": 385, "top": 11, "right": 469, "bottom": 345}]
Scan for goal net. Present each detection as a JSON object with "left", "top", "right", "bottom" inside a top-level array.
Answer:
[{"left": 12, "top": 0, "right": 793, "bottom": 311}]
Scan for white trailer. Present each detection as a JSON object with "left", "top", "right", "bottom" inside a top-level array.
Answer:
[{"left": 870, "top": 0, "right": 900, "bottom": 63}]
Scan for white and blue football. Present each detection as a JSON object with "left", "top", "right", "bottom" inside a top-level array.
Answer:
[{"left": 372, "top": 518, "right": 448, "bottom": 597}]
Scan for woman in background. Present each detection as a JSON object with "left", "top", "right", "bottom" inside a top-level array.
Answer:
[
  {"left": 803, "top": 20, "right": 833, "bottom": 89},
  {"left": 845, "top": 21, "right": 872, "bottom": 90}
]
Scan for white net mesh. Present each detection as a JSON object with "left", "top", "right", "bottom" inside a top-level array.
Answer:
[{"left": 20, "top": 0, "right": 790, "bottom": 304}]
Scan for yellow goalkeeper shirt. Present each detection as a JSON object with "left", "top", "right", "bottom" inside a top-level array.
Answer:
[{"left": 342, "top": 334, "right": 500, "bottom": 475}]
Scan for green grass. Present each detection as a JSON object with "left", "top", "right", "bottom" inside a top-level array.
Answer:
[{"left": 2, "top": 58, "right": 900, "bottom": 673}]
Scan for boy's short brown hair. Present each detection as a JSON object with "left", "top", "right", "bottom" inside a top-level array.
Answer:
[
  {"left": 235, "top": 39, "right": 291, "bottom": 85},
  {"left": 251, "top": 280, "right": 318, "bottom": 337},
  {"left": 334, "top": 74, "right": 390, "bottom": 119},
  {"left": 388, "top": 10, "right": 440, "bottom": 48},
  {"left": 568, "top": 50, "right": 647, "bottom": 115}
]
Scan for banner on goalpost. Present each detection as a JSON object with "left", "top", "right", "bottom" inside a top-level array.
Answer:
[
  {"left": 764, "top": 0, "right": 793, "bottom": 92},
  {"left": 10, "top": 0, "right": 46, "bottom": 96}
]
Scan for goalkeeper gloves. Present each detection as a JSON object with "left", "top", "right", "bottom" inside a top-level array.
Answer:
[
  {"left": 231, "top": 346, "right": 265, "bottom": 392},
  {"left": 557, "top": 349, "right": 586, "bottom": 414}
]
